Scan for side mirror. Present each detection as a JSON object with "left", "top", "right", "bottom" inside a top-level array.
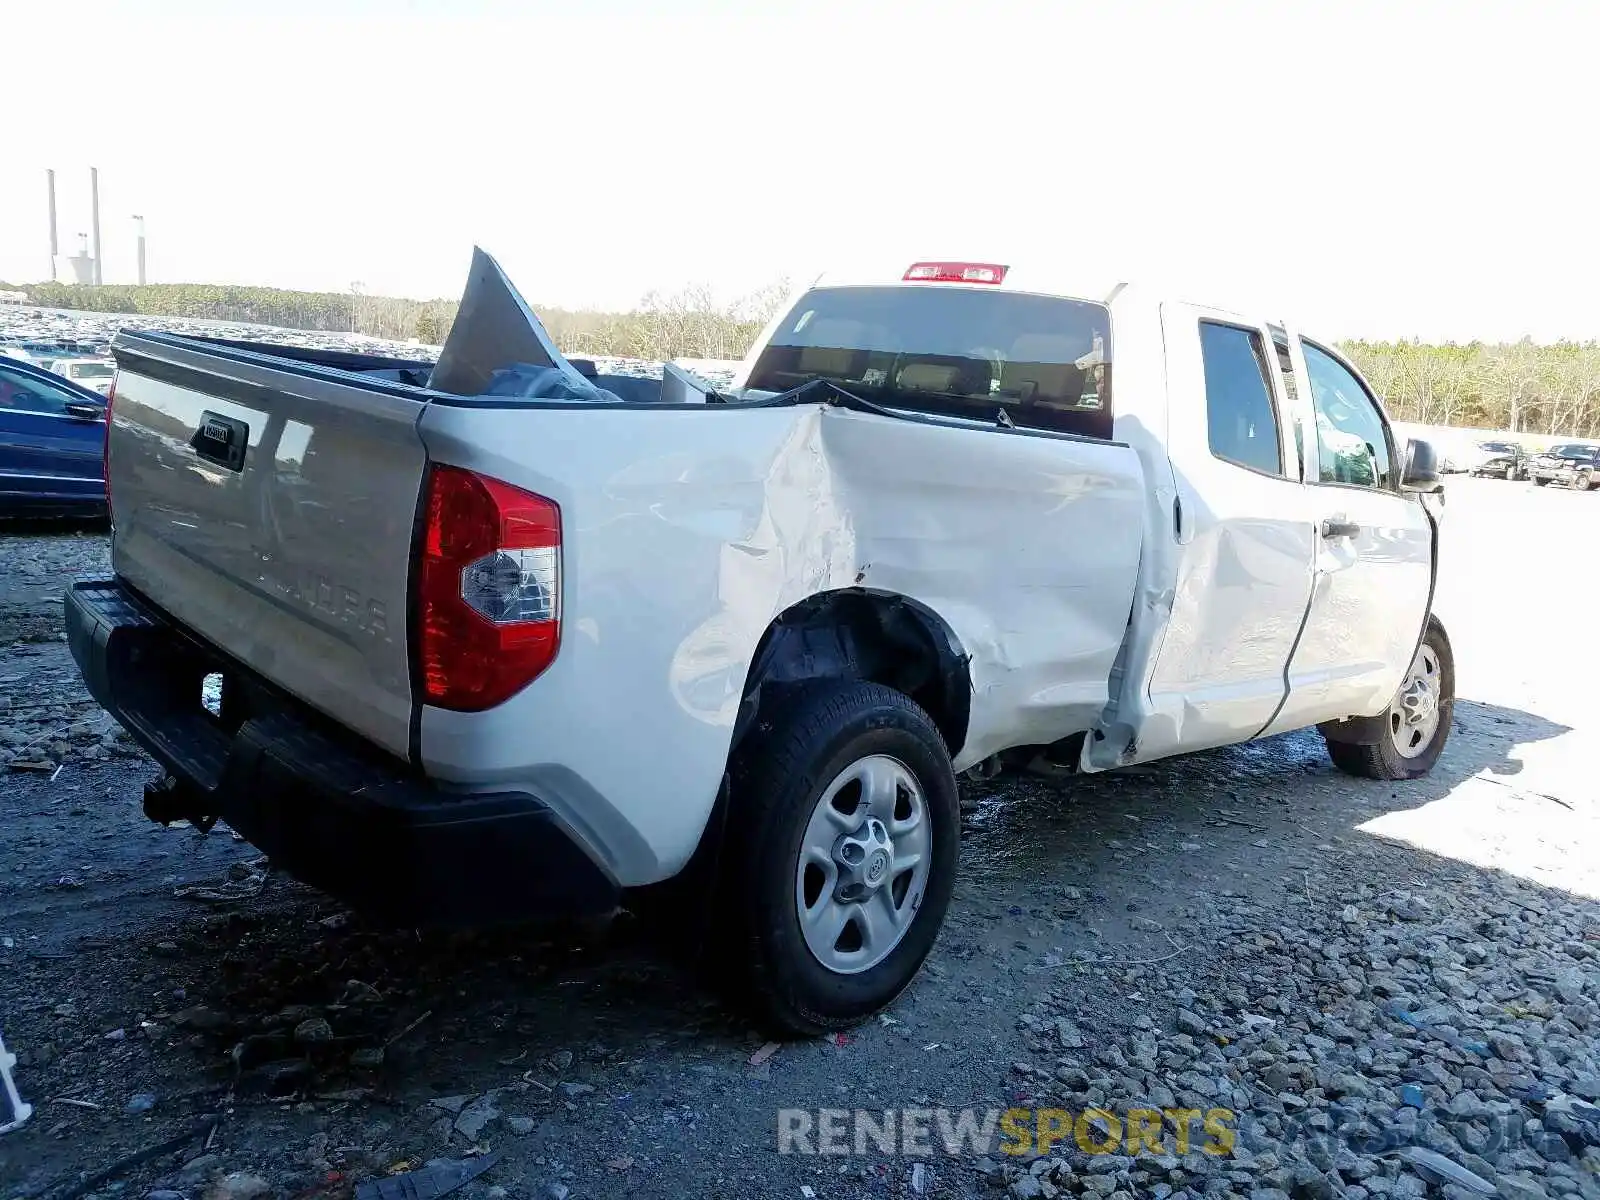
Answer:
[
  {"left": 1400, "top": 438, "right": 1443, "bottom": 493},
  {"left": 65, "top": 400, "right": 104, "bottom": 421}
]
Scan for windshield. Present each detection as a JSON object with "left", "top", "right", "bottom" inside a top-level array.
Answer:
[
  {"left": 745, "top": 285, "right": 1113, "bottom": 439},
  {"left": 69, "top": 362, "right": 115, "bottom": 379},
  {"left": 1479, "top": 441, "right": 1514, "bottom": 452},
  {"left": 1551, "top": 443, "right": 1595, "bottom": 458}
]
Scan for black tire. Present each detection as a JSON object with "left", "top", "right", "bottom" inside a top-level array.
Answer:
[
  {"left": 720, "top": 680, "right": 959, "bottom": 1036},
  {"left": 1535, "top": 476, "right": 1551, "bottom": 486},
  {"left": 1575, "top": 471, "right": 1594, "bottom": 492},
  {"left": 1323, "top": 616, "right": 1454, "bottom": 781}
]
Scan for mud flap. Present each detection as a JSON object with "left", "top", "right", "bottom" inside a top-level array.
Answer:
[
  {"left": 1318, "top": 710, "right": 1391, "bottom": 746},
  {"left": 624, "top": 774, "right": 733, "bottom": 965}
]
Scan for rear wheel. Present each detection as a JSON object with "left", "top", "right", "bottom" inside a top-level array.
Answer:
[
  {"left": 1325, "top": 617, "right": 1454, "bottom": 781},
  {"left": 721, "top": 681, "right": 959, "bottom": 1036}
]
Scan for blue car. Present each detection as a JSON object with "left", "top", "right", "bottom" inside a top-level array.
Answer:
[{"left": 0, "top": 356, "right": 109, "bottom": 517}]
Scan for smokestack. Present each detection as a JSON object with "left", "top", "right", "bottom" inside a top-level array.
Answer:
[
  {"left": 46, "top": 169, "right": 59, "bottom": 281},
  {"left": 133, "top": 215, "right": 147, "bottom": 286},
  {"left": 90, "top": 167, "right": 102, "bottom": 285},
  {"left": 67, "top": 233, "right": 94, "bottom": 283}
]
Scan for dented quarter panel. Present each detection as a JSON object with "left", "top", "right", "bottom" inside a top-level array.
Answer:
[
  {"left": 810, "top": 411, "right": 1145, "bottom": 767},
  {"left": 417, "top": 401, "right": 1145, "bottom": 885}
]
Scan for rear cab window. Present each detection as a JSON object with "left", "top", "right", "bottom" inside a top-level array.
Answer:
[{"left": 744, "top": 286, "right": 1114, "bottom": 440}]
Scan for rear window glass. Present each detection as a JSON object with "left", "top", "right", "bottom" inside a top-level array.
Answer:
[{"left": 745, "top": 286, "right": 1113, "bottom": 439}]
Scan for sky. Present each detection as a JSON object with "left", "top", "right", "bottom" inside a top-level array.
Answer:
[{"left": 5, "top": 0, "right": 1599, "bottom": 343}]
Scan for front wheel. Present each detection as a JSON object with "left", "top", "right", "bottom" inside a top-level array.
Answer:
[
  {"left": 722, "top": 681, "right": 960, "bottom": 1036},
  {"left": 1574, "top": 471, "right": 1594, "bottom": 492},
  {"left": 1324, "top": 617, "right": 1454, "bottom": 781},
  {"left": 1506, "top": 463, "right": 1517, "bottom": 481},
  {"left": 1535, "top": 476, "right": 1551, "bottom": 486}
]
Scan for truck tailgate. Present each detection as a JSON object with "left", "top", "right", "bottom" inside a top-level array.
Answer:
[{"left": 107, "top": 332, "right": 428, "bottom": 759}]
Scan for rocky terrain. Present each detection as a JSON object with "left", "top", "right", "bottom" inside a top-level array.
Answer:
[{"left": 2, "top": 478, "right": 1596, "bottom": 1200}]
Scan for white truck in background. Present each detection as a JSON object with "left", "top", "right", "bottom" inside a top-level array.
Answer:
[{"left": 67, "top": 251, "right": 1451, "bottom": 1035}]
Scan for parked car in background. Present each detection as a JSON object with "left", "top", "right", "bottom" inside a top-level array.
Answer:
[
  {"left": 1, "top": 344, "right": 35, "bottom": 364},
  {"left": 1471, "top": 440, "right": 1529, "bottom": 480},
  {"left": 0, "top": 357, "right": 107, "bottom": 516},
  {"left": 1529, "top": 442, "right": 1600, "bottom": 490},
  {"left": 1436, "top": 436, "right": 1485, "bottom": 473},
  {"left": 49, "top": 356, "right": 118, "bottom": 396}
]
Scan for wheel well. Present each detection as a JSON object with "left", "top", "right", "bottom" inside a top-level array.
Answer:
[{"left": 733, "top": 589, "right": 971, "bottom": 758}]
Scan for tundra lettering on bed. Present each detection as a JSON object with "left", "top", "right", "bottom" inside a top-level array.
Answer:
[{"left": 67, "top": 249, "right": 1453, "bottom": 1036}]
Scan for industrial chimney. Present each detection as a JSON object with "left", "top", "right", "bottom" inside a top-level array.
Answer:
[
  {"left": 67, "top": 233, "right": 95, "bottom": 285},
  {"left": 133, "top": 215, "right": 147, "bottom": 286},
  {"left": 46, "top": 169, "right": 59, "bottom": 282},
  {"left": 90, "top": 167, "right": 103, "bottom": 285}
]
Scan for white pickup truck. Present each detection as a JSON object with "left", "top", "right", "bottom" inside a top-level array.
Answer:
[{"left": 67, "top": 251, "right": 1451, "bottom": 1035}]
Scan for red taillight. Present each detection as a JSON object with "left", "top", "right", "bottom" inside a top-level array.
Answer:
[
  {"left": 103, "top": 373, "right": 117, "bottom": 521},
  {"left": 903, "top": 261, "right": 1008, "bottom": 285},
  {"left": 417, "top": 465, "right": 562, "bottom": 712}
]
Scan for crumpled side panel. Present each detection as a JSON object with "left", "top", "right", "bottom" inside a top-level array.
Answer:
[
  {"left": 420, "top": 402, "right": 1146, "bottom": 882},
  {"left": 671, "top": 408, "right": 1147, "bottom": 769}
]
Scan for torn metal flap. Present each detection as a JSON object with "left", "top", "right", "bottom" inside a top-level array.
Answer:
[
  {"left": 660, "top": 361, "right": 716, "bottom": 405},
  {"left": 0, "top": 1031, "right": 33, "bottom": 1136},
  {"left": 427, "top": 246, "right": 581, "bottom": 396}
]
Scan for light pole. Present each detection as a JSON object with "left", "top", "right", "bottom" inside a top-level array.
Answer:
[{"left": 132, "top": 215, "right": 146, "bottom": 285}]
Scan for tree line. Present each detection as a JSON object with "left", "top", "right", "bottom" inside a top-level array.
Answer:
[
  {"left": 7, "top": 278, "right": 1600, "bottom": 435},
  {"left": 1339, "top": 340, "right": 1600, "bottom": 437},
  {"left": 2, "top": 278, "right": 787, "bottom": 366}
]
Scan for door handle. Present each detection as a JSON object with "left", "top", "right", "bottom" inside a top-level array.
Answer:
[{"left": 1321, "top": 518, "right": 1360, "bottom": 539}]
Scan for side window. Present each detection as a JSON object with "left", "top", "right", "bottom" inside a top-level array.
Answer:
[
  {"left": 0, "top": 367, "right": 72, "bottom": 415},
  {"left": 1199, "top": 321, "right": 1283, "bottom": 476},
  {"left": 1302, "top": 342, "right": 1392, "bottom": 489}
]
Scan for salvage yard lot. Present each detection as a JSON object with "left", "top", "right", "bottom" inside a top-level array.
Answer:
[{"left": 2, "top": 476, "right": 1598, "bottom": 1200}]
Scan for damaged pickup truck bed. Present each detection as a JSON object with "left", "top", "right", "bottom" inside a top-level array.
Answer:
[{"left": 67, "top": 251, "right": 1452, "bottom": 1034}]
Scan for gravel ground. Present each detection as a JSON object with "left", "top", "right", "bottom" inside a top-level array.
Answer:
[{"left": 1, "top": 476, "right": 1597, "bottom": 1200}]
